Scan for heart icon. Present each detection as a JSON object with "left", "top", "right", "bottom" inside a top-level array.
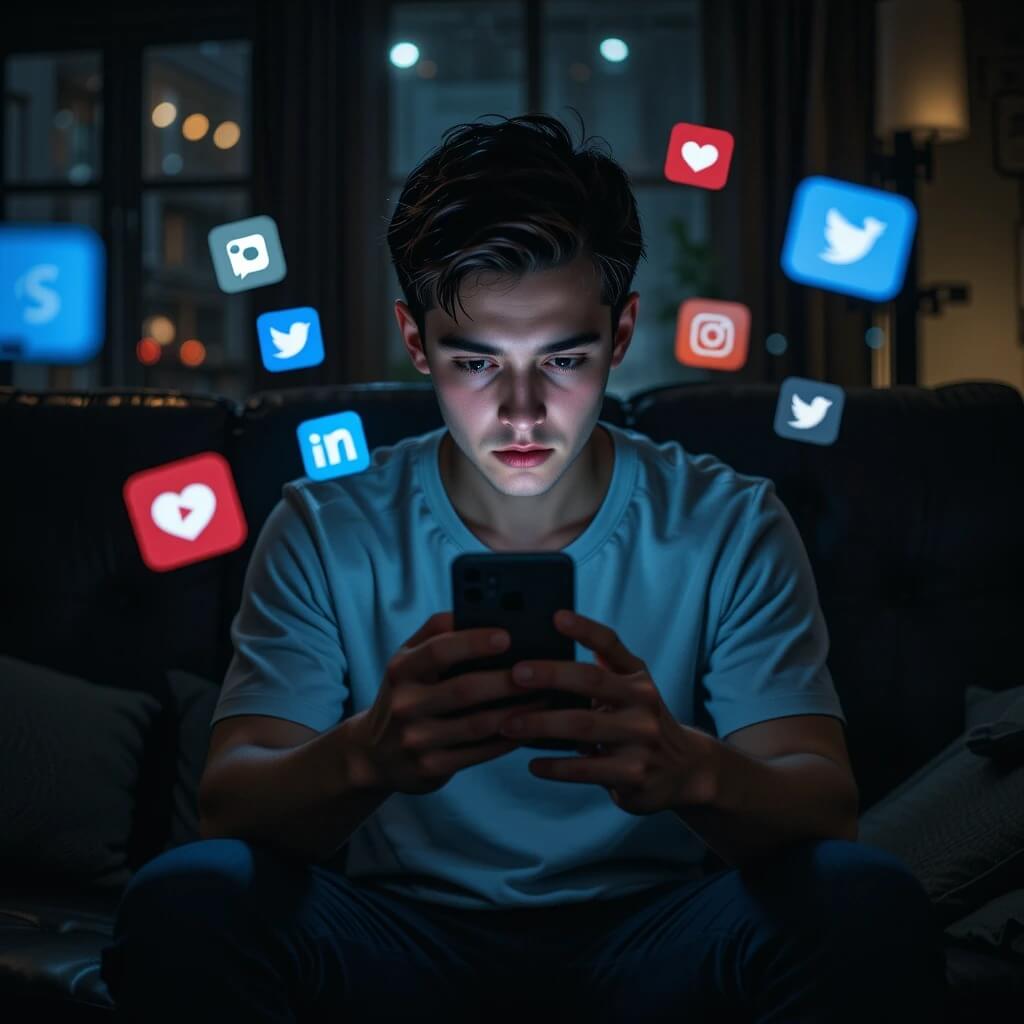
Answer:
[
  {"left": 150, "top": 483, "right": 217, "bottom": 541},
  {"left": 681, "top": 141, "right": 719, "bottom": 173}
]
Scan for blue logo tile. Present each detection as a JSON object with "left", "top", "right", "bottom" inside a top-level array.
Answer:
[
  {"left": 0, "top": 223, "right": 105, "bottom": 363},
  {"left": 780, "top": 176, "right": 917, "bottom": 302},
  {"left": 773, "top": 376, "right": 846, "bottom": 446},
  {"left": 257, "top": 306, "right": 324, "bottom": 372},
  {"left": 297, "top": 410, "right": 370, "bottom": 480}
]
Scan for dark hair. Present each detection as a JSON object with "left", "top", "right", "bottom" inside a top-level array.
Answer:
[{"left": 385, "top": 110, "right": 646, "bottom": 351}]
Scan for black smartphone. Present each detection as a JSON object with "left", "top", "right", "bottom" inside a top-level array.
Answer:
[{"left": 441, "top": 551, "right": 587, "bottom": 752}]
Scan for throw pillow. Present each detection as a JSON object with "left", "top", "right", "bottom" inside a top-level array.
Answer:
[
  {"left": 858, "top": 691, "right": 1024, "bottom": 928},
  {"left": 965, "top": 683, "right": 1024, "bottom": 731},
  {"left": 164, "top": 668, "right": 222, "bottom": 850},
  {"left": 944, "top": 889, "right": 1024, "bottom": 960},
  {"left": 0, "top": 655, "right": 163, "bottom": 888}
]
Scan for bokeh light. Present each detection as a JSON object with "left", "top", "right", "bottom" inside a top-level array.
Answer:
[
  {"left": 179, "top": 339, "right": 206, "bottom": 367},
  {"left": 151, "top": 101, "right": 177, "bottom": 128},
  {"left": 136, "top": 338, "right": 162, "bottom": 365},
  {"left": 213, "top": 120, "right": 241, "bottom": 149},
  {"left": 765, "top": 333, "right": 788, "bottom": 355},
  {"left": 599, "top": 38, "right": 629, "bottom": 63},
  {"left": 865, "top": 327, "right": 886, "bottom": 350},
  {"left": 144, "top": 315, "right": 176, "bottom": 345},
  {"left": 390, "top": 42, "right": 419, "bottom": 68},
  {"left": 182, "top": 113, "right": 209, "bottom": 141}
]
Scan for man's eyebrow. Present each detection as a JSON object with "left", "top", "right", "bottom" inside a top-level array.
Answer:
[{"left": 434, "top": 331, "right": 603, "bottom": 356}]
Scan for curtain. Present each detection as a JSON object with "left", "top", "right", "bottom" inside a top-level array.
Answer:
[
  {"left": 253, "top": 0, "right": 391, "bottom": 390},
  {"left": 704, "top": 0, "right": 878, "bottom": 387}
]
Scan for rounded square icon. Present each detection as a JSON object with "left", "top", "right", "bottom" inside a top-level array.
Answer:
[
  {"left": 257, "top": 306, "right": 325, "bottom": 372},
  {"left": 296, "top": 410, "right": 370, "bottom": 481},
  {"left": 780, "top": 176, "right": 917, "bottom": 302},
  {"left": 0, "top": 223, "right": 106, "bottom": 364},
  {"left": 207, "top": 215, "right": 287, "bottom": 293},
  {"left": 663, "top": 122, "right": 735, "bottom": 191},
  {"left": 123, "top": 451, "right": 248, "bottom": 572},
  {"left": 675, "top": 298, "right": 750, "bottom": 370},
  {"left": 773, "top": 376, "right": 846, "bottom": 446}
]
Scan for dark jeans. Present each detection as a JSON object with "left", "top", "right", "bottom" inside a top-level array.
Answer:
[{"left": 99, "top": 836, "right": 947, "bottom": 1024}]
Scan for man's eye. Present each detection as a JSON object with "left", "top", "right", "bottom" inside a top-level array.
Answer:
[{"left": 452, "top": 356, "right": 587, "bottom": 376}]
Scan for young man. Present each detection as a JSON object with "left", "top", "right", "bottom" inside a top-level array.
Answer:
[{"left": 101, "top": 113, "right": 945, "bottom": 1023}]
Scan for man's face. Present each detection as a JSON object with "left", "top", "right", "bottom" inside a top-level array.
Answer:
[{"left": 396, "top": 252, "right": 637, "bottom": 499}]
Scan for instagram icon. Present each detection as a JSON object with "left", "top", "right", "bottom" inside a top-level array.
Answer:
[{"left": 675, "top": 298, "right": 750, "bottom": 371}]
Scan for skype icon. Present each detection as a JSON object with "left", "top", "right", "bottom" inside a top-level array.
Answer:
[{"left": 208, "top": 215, "right": 287, "bottom": 293}]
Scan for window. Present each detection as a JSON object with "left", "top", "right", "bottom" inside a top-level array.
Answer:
[
  {"left": 382, "top": 0, "right": 710, "bottom": 397},
  {"left": 3, "top": 52, "right": 104, "bottom": 390},
  {"left": 2, "top": 38, "right": 254, "bottom": 401},
  {"left": 139, "top": 41, "right": 253, "bottom": 399}
]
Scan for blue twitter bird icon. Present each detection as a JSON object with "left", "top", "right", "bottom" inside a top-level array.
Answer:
[
  {"left": 781, "top": 176, "right": 917, "bottom": 302},
  {"left": 257, "top": 306, "right": 325, "bottom": 372}
]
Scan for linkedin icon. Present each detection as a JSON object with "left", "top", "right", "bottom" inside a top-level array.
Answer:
[{"left": 296, "top": 410, "right": 370, "bottom": 481}]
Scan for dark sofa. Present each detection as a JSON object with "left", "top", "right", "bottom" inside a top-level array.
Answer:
[{"left": 1, "top": 379, "right": 1022, "bottom": 1021}]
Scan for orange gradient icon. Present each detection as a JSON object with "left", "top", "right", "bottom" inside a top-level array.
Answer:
[{"left": 675, "top": 298, "right": 751, "bottom": 371}]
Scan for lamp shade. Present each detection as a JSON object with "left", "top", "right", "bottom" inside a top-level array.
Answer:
[{"left": 876, "top": 0, "right": 970, "bottom": 143}]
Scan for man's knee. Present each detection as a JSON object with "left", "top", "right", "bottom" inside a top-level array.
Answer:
[
  {"left": 114, "top": 838, "right": 261, "bottom": 933},
  {"left": 741, "top": 837, "right": 939, "bottom": 959},
  {"left": 806, "top": 839, "right": 933, "bottom": 934}
]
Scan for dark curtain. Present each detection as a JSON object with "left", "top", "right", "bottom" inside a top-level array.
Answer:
[
  {"left": 252, "top": 0, "right": 391, "bottom": 391},
  {"left": 704, "top": 0, "right": 878, "bottom": 387}
]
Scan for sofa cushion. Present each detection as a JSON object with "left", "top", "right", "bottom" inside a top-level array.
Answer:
[
  {"left": 858, "top": 690, "right": 1024, "bottom": 927},
  {"left": 164, "top": 669, "right": 221, "bottom": 849},
  {"left": 0, "top": 655, "right": 163, "bottom": 889},
  {"left": 966, "top": 684, "right": 1024, "bottom": 731},
  {"left": 945, "top": 889, "right": 1024, "bottom": 961}
]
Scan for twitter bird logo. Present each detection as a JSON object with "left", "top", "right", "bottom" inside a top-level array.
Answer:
[
  {"left": 788, "top": 393, "right": 833, "bottom": 429},
  {"left": 270, "top": 320, "right": 310, "bottom": 359},
  {"left": 774, "top": 377, "right": 845, "bottom": 446},
  {"left": 257, "top": 306, "right": 324, "bottom": 373},
  {"left": 819, "top": 209, "right": 886, "bottom": 265},
  {"left": 781, "top": 176, "right": 917, "bottom": 302}
]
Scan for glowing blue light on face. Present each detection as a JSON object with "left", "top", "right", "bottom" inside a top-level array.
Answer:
[
  {"left": 599, "top": 38, "right": 629, "bottom": 62},
  {"left": 389, "top": 42, "right": 420, "bottom": 69}
]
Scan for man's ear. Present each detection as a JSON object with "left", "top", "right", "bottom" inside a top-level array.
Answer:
[
  {"left": 609, "top": 292, "right": 640, "bottom": 370},
  {"left": 395, "top": 300, "right": 431, "bottom": 375}
]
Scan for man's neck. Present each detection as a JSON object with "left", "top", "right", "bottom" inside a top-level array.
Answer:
[{"left": 440, "top": 425, "right": 613, "bottom": 551}]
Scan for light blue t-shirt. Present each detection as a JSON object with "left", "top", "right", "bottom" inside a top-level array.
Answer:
[{"left": 211, "top": 421, "right": 846, "bottom": 909}]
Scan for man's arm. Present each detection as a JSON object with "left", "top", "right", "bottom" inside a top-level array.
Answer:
[{"left": 674, "top": 714, "right": 860, "bottom": 868}]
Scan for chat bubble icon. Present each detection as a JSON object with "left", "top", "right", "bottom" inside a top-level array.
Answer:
[
  {"left": 208, "top": 215, "right": 286, "bottom": 292},
  {"left": 225, "top": 233, "right": 270, "bottom": 279}
]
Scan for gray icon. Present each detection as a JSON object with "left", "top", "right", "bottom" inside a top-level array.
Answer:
[
  {"left": 208, "top": 215, "right": 287, "bottom": 293},
  {"left": 773, "top": 376, "right": 845, "bottom": 446}
]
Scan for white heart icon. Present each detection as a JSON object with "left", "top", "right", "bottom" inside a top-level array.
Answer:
[
  {"left": 681, "top": 141, "right": 718, "bottom": 172},
  {"left": 150, "top": 483, "right": 217, "bottom": 541}
]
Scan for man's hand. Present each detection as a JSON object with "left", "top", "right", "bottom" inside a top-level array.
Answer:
[{"left": 498, "top": 610, "right": 721, "bottom": 816}]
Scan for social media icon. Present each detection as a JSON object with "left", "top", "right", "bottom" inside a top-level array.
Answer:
[
  {"left": 663, "top": 122, "right": 735, "bottom": 191},
  {"left": 227, "top": 233, "right": 269, "bottom": 279},
  {"left": 0, "top": 223, "right": 105, "bottom": 363},
  {"left": 256, "top": 306, "right": 325, "bottom": 372},
  {"left": 675, "top": 298, "right": 750, "bottom": 371},
  {"left": 297, "top": 410, "right": 370, "bottom": 481},
  {"left": 208, "top": 215, "right": 287, "bottom": 293},
  {"left": 780, "top": 176, "right": 916, "bottom": 302},
  {"left": 773, "top": 377, "right": 846, "bottom": 446},
  {"left": 123, "top": 452, "right": 248, "bottom": 572}
]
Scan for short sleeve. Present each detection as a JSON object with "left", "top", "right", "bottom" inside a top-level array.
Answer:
[
  {"left": 211, "top": 485, "right": 349, "bottom": 734},
  {"left": 702, "top": 479, "right": 846, "bottom": 740}
]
